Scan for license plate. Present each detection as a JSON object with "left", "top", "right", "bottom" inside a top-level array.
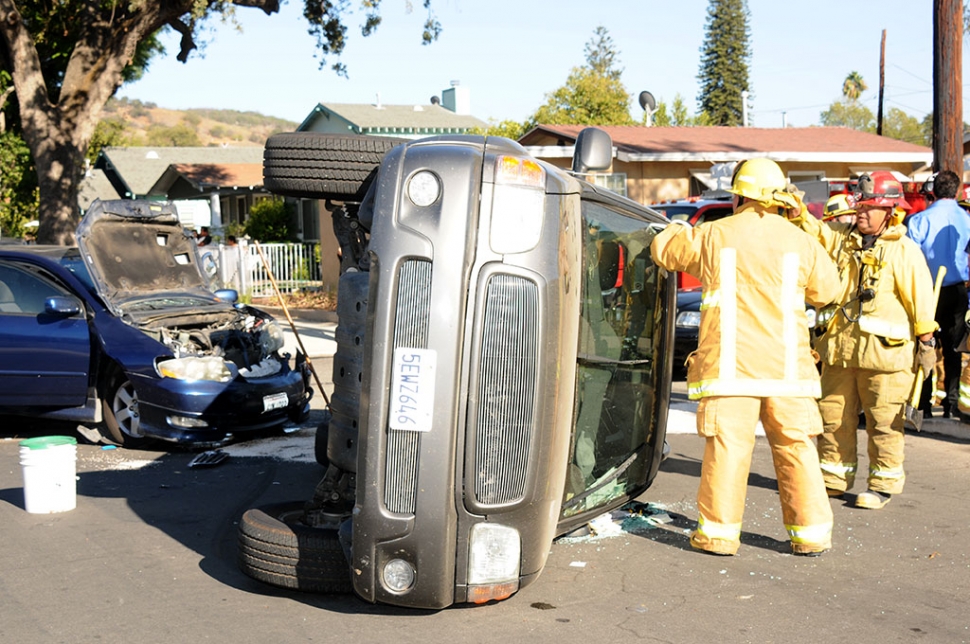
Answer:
[
  {"left": 389, "top": 347, "right": 436, "bottom": 432},
  {"left": 262, "top": 392, "right": 289, "bottom": 412}
]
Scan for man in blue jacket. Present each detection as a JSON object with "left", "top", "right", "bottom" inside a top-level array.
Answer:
[{"left": 906, "top": 170, "right": 970, "bottom": 418}]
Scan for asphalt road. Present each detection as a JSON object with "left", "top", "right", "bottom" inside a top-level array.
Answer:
[{"left": 1, "top": 408, "right": 968, "bottom": 644}]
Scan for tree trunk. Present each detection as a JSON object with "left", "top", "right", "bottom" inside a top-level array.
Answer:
[{"left": 0, "top": 0, "right": 282, "bottom": 245}]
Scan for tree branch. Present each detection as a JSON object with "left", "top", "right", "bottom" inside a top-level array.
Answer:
[{"left": 167, "top": 17, "right": 196, "bottom": 63}]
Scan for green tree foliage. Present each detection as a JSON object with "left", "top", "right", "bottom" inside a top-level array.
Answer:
[
  {"left": 697, "top": 0, "right": 751, "bottom": 126},
  {"left": 652, "top": 94, "right": 711, "bottom": 127},
  {"left": 86, "top": 118, "right": 133, "bottom": 164},
  {"left": 820, "top": 101, "right": 876, "bottom": 131},
  {"left": 584, "top": 26, "right": 622, "bottom": 80},
  {"left": 0, "top": 131, "right": 38, "bottom": 240},
  {"left": 470, "top": 120, "right": 529, "bottom": 141},
  {"left": 146, "top": 123, "right": 202, "bottom": 147},
  {"left": 842, "top": 71, "right": 867, "bottom": 101},
  {"left": 881, "top": 108, "right": 926, "bottom": 145},
  {"left": 528, "top": 27, "right": 634, "bottom": 127},
  {"left": 245, "top": 198, "right": 294, "bottom": 242}
]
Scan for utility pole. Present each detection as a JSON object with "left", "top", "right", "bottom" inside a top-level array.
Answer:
[
  {"left": 877, "top": 30, "right": 886, "bottom": 136},
  {"left": 933, "top": 0, "right": 963, "bottom": 173}
]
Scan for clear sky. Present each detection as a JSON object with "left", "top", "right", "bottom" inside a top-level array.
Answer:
[{"left": 117, "top": 0, "right": 964, "bottom": 129}]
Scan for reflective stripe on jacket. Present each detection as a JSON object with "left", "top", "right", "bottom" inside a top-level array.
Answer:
[
  {"left": 796, "top": 216, "right": 937, "bottom": 372},
  {"left": 651, "top": 204, "right": 841, "bottom": 400}
]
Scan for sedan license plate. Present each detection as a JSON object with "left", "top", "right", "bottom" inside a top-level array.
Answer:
[
  {"left": 389, "top": 347, "right": 436, "bottom": 432},
  {"left": 262, "top": 392, "right": 289, "bottom": 412}
]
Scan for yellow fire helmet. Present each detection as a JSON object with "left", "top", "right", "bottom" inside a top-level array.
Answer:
[
  {"left": 727, "top": 158, "right": 788, "bottom": 205},
  {"left": 823, "top": 193, "right": 856, "bottom": 221}
]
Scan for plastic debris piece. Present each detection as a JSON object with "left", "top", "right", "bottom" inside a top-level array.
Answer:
[
  {"left": 646, "top": 512, "right": 673, "bottom": 525},
  {"left": 588, "top": 513, "right": 622, "bottom": 537},
  {"left": 188, "top": 449, "right": 229, "bottom": 468},
  {"left": 101, "top": 445, "right": 117, "bottom": 451},
  {"left": 569, "top": 561, "right": 587, "bottom": 568}
]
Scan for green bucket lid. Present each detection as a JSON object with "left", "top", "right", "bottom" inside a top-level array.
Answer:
[{"left": 19, "top": 435, "right": 78, "bottom": 450}]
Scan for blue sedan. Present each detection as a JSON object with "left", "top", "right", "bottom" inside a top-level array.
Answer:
[{"left": 0, "top": 200, "right": 311, "bottom": 448}]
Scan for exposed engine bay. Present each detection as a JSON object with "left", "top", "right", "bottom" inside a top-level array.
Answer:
[{"left": 132, "top": 306, "right": 287, "bottom": 377}]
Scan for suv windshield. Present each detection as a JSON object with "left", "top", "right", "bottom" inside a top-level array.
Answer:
[{"left": 562, "top": 199, "right": 665, "bottom": 518}]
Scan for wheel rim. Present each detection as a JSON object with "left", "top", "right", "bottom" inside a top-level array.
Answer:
[{"left": 112, "top": 380, "right": 143, "bottom": 438}]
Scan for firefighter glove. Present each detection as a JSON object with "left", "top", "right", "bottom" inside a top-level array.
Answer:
[{"left": 916, "top": 339, "right": 936, "bottom": 379}]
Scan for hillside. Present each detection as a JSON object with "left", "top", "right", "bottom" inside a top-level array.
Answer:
[{"left": 97, "top": 97, "right": 299, "bottom": 149}]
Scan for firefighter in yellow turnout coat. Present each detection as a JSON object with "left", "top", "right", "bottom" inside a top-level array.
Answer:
[
  {"left": 789, "top": 172, "right": 937, "bottom": 510},
  {"left": 651, "top": 158, "right": 841, "bottom": 556}
]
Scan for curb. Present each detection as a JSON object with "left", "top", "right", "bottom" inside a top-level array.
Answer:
[
  {"left": 259, "top": 306, "right": 338, "bottom": 323},
  {"left": 918, "top": 418, "right": 970, "bottom": 441}
]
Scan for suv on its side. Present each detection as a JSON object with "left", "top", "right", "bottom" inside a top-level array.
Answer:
[{"left": 236, "top": 129, "right": 676, "bottom": 609}]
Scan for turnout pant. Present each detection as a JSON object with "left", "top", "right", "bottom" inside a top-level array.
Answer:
[
  {"left": 817, "top": 365, "right": 912, "bottom": 495},
  {"left": 690, "top": 396, "right": 833, "bottom": 555}
]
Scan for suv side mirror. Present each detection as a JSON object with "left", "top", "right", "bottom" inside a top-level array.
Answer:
[{"left": 571, "top": 127, "right": 613, "bottom": 174}]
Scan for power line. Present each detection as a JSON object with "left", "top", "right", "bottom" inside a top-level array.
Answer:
[{"left": 890, "top": 63, "right": 932, "bottom": 86}]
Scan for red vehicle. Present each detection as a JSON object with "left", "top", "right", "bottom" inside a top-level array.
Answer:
[{"left": 650, "top": 197, "right": 733, "bottom": 290}]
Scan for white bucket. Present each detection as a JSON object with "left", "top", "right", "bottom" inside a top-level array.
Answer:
[{"left": 19, "top": 436, "right": 78, "bottom": 514}]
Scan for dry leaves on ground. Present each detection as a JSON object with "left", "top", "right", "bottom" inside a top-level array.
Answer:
[{"left": 252, "top": 290, "right": 337, "bottom": 311}]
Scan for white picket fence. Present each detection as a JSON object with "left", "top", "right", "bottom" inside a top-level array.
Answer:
[{"left": 209, "top": 240, "right": 321, "bottom": 298}]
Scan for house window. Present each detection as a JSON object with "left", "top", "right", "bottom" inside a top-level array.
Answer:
[
  {"left": 591, "top": 173, "right": 627, "bottom": 197},
  {"left": 788, "top": 170, "right": 826, "bottom": 182},
  {"left": 237, "top": 196, "right": 248, "bottom": 224}
]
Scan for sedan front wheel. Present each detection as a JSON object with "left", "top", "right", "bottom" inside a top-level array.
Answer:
[{"left": 101, "top": 372, "right": 154, "bottom": 448}]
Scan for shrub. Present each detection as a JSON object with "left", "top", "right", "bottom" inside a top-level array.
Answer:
[{"left": 245, "top": 198, "right": 293, "bottom": 242}]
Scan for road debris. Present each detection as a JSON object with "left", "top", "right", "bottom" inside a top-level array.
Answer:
[{"left": 188, "top": 449, "right": 229, "bottom": 468}]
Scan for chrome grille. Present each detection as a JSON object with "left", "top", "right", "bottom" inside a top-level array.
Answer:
[
  {"left": 384, "top": 259, "right": 431, "bottom": 514},
  {"left": 475, "top": 274, "right": 539, "bottom": 505}
]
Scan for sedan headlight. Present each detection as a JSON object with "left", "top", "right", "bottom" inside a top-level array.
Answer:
[
  {"left": 260, "top": 320, "right": 285, "bottom": 355},
  {"left": 676, "top": 310, "right": 701, "bottom": 328},
  {"left": 156, "top": 356, "right": 233, "bottom": 382}
]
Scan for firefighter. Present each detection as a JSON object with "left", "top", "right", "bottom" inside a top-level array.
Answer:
[
  {"left": 824, "top": 193, "right": 858, "bottom": 225},
  {"left": 788, "top": 172, "right": 937, "bottom": 510},
  {"left": 651, "top": 158, "right": 841, "bottom": 556}
]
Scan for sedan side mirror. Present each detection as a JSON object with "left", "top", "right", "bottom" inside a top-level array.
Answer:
[
  {"left": 44, "top": 296, "right": 81, "bottom": 317},
  {"left": 214, "top": 289, "right": 239, "bottom": 304}
]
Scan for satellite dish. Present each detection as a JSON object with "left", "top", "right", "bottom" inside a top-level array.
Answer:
[
  {"left": 430, "top": 96, "right": 440, "bottom": 105},
  {"left": 638, "top": 91, "right": 657, "bottom": 113}
]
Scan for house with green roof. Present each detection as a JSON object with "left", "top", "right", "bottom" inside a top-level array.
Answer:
[{"left": 297, "top": 85, "right": 486, "bottom": 138}]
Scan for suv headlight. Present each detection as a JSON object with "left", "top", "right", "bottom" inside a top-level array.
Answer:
[
  {"left": 490, "top": 155, "right": 546, "bottom": 254},
  {"left": 467, "top": 523, "right": 521, "bottom": 604},
  {"left": 156, "top": 356, "right": 233, "bottom": 382},
  {"left": 467, "top": 523, "right": 520, "bottom": 584}
]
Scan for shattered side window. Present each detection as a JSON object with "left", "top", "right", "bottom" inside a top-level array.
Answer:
[{"left": 561, "top": 200, "right": 664, "bottom": 519}]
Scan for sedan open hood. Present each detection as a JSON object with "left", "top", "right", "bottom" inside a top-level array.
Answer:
[{"left": 76, "top": 200, "right": 216, "bottom": 316}]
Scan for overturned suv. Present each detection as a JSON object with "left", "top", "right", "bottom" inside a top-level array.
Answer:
[{"left": 237, "top": 130, "right": 675, "bottom": 608}]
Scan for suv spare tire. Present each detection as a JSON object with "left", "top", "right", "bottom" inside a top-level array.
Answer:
[
  {"left": 237, "top": 501, "right": 352, "bottom": 594},
  {"left": 263, "top": 133, "right": 401, "bottom": 201}
]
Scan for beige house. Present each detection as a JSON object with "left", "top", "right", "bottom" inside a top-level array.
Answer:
[{"left": 519, "top": 125, "right": 934, "bottom": 205}]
